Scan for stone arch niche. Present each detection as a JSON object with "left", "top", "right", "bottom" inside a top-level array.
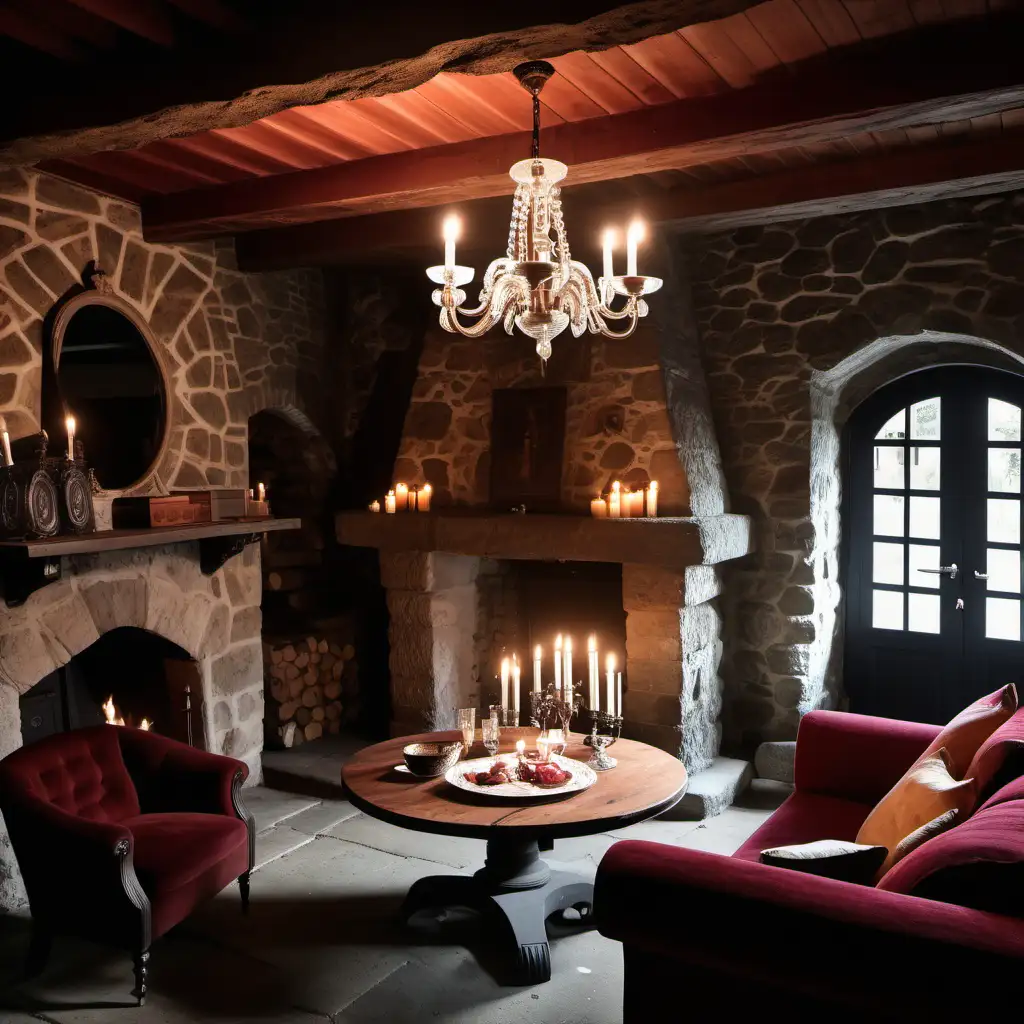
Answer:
[{"left": 809, "top": 332, "right": 1024, "bottom": 716}]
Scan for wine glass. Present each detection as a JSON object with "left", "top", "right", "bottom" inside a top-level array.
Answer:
[
  {"left": 456, "top": 708, "right": 476, "bottom": 757},
  {"left": 481, "top": 715, "right": 500, "bottom": 758}
]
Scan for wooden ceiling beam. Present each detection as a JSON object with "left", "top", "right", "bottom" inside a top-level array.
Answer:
[
  {"left": 145, "top": 18, "right": 1024, "bottom": 242},
  {"left": 234, "top": 131, "right": 1024, "bottom": 271},
  {"left": 0, "top": 0, "right": 757, "bottom": 165},
  {"left": 0, "top": 8, "right": 88, "bottom": 61},
  {"left": 64, "top": 0, "right": 176, "bottom": 46}
]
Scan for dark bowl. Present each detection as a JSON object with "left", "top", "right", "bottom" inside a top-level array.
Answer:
[{"left": 403, "top": 741, "right": 463, "bottom": 778}]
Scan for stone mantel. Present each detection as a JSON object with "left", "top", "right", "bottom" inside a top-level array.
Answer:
[{"left": 336, "top": 512, "right": 753, "bottom": 569}]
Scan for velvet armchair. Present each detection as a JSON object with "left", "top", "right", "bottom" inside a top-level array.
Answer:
[{"left": 0, "top": 725, "right": 255, "bottom": 1005}]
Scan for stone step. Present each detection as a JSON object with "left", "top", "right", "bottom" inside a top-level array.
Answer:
[
  {"left": 755, "top": 740, "right": 796, "bottom": 784},
  {"left": 667, "top": 756, "right": 754, "bottom": 819}
]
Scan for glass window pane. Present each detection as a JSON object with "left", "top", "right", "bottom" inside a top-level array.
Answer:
[
  {"left": 988, "top": 499, "right": 1021, "bottom": 544},
  {"left": 989, "top": 398, "right": 1022, "bottom": 442},
  {"left": 909, "top": 496, "right": 940, "bottom": 539},
  {"left": 873, "top": 589, "right": 904, "bottom": 630},
  {"left": 909, "top": 544, "right": 941, "bottom": 589},
  {"left": 988, "top": 448, "right": 1021, "bottom": 493},
  {"left": 910, "top": 397, "right": 940, "bottom": 440},
  {"left": 873, "top": 542, "right": 904, "bottom": 585},
  {"left": 987, "top": 548, "right": 1021, "bottom": 594},
  {"left": 986, "top": 598, "right": 1021, "bottom": 641},
  {"left": 874, "top": 446, "right": 905, "bottom": 489},
  {"left": 910, "top": 446, "right": 940, "bottom": 490},
  {"left": 908, "top": 593, "right": 941, "bottom": 634},
  {"left": 874, "top": 494, "right": 905, "bottom": 537},
  {"left": 876, "top": 409, "right": 906, "bottom": 440}
]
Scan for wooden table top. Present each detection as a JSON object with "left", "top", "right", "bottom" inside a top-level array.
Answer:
[{"left": 341, "top": 728, "right": 688, "bottom": 841}]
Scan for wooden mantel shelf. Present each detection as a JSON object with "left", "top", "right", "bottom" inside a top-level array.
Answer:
[
  {"left": 0, "top": 517, "right": 300, "bottom": 558},
  {"left": 336, "top": 511, "right": 752, "bottom": 569},
  {"left": 0, "top": 517, "right": 301, "bottom": 606}
]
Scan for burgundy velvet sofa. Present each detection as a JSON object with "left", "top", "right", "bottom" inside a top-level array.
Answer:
[
  {"left": 596, "top": 710, "right": 1024, "bottom": 1020},
  {"left": 0, "top": 725, "right": 254, "bottom": 1005}
]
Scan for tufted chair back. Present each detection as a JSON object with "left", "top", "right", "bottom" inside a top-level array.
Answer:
[{"left": 3, "top": 726, "right": 140, "bottom": 822}]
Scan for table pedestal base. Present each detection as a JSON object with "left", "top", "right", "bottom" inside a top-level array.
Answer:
[{"left": 400, "top": 838, "right": 594, "bottom": 985}]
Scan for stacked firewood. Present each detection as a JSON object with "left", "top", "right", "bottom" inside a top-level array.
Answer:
[{"left": 264, "top": 635, "right": 351, "bottom": 746}]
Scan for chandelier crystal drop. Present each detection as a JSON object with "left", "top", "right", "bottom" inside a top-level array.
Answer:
[{"left": 425, "top": 60, "right": 662, "bottom": 367}]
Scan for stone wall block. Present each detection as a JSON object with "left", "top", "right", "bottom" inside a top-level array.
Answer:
[
  {"left": 387, "top": 619, "right": 435, "bottom": 678},
  {"left": 621, "top": 564, "right": 686, "bottom": 611},
  {"left": 199, "top": 603, "right": 231, "bottom": 657},
  {"left": 627, "top": 659, "right": 685, "bottom": 695},
  {"left": 625, "top": 609, "right": 683, "bottom": 640},
  {"left": 682, "top": 601, "right": 721, "bottom": 650},
  {"left": 627, "top": 634, "right": 683, "bottom": 662},
  {"left": 380, "top": 551, "right": 434, "bottom": 591},
  {"left": 80, "top": 578, "right": 147, "bottom": 637},
  {"left": 210, "top": 641, "right": 263, "bottom": 699},
  {"left": 146, "top": 579, "right": 212, "bottom": 657},
  {"left": 40, "top": 593, "right": 101, "bottom": 663},
  {"left": 684, "top": 565, "right": 724, "bottom": 606},
  {"left": 626, "top": 690, "right": 683, "bottom": 727}
]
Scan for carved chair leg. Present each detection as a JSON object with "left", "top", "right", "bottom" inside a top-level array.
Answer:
[
  {"left": 239, "top": 871, "right": 251, "bottom": 914},
  {"left": 132, "top": 948, "right": 150, "bottom": 1007},
  {"left": 24, "top": 922, "right": 51, "bottom": 978}
]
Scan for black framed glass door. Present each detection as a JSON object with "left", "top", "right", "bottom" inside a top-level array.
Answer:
[{"left": 845, "top": 366, "right": 1024, "bottom": 723}]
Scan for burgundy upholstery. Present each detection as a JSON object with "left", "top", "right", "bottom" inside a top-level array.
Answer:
[
  {"left": 967, "top": 706, "right": 1024, "bottom": 801},
  {"left": 0, "top": 726, "right": 252, "bottom": 955},
  {"left": 596, "top": 708, "right": 1024, "bottom": 1017}
]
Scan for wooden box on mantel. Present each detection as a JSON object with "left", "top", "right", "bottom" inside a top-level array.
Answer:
[{"left": 150, "top": 489, "right": 248, "bottom": 526}]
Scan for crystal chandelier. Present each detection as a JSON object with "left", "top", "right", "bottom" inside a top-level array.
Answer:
[{"left": 426, "top": 61, "right": 662, "bottom": 366}]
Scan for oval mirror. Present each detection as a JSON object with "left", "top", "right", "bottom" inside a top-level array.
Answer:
[{"left": 54, "top": 300, "right": 167, "bottom": 490}]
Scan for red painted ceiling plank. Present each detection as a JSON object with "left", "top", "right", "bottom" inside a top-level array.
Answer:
[
  {"left": 64, "top": 0, "right": 175, "bottom": 45},
  {"left": 215, "top": 121, "right": 340, "bottom": 171},
  {"left": 8, "top": 0, "right": 117, "bottom": 48},
  {"left": 358, "top": 92, "right": 477, "bottom": 149},
  {"left": 714, "top": 12, "right": 785, "bottom": 72},
  {"left": 413, "top": 75, "right": 528, "bottom": 137},
  {"left": 550, "top": 51, "right": 648, "bottom": 116},
  {"left": 795, "top": 0, "right": 862, "bottom": 46},
  {"left": 70, "top": 149, "right": 199, "bottom": 193},
  {"left": 0, "top": 9, "right": 87, "bottom": 61},
  {"left": 297, "top": 102, "right": 421, "bottom": 157},
  {"left": 132, "top": 138, "right": 254, "bottom": 184},
  {"left": 533, "top": 71, "right": 610, "bottom": 121},
  {"left": 39, "top": 159, "right": 147, "bottom": 203},
  {"left": 585, "top": 47, "right": 677, "bottom": 107},
  {"left": 679, "top": 21, "right": 766, "bottom": 89},
  {"left": 172, "top": 132, "right": 294, "bottom": 175},
  {"left": 263, "top": 109, "right": 374, "bottom": 162},
  {"left": 623, "top": 29, "right": 729, "bottom": 97},
  {"left": 841, "top": 0, "right": 916, "bottom": 40},
  {"left": 745, "top": 0, "right": 829, "bottom": 65}
]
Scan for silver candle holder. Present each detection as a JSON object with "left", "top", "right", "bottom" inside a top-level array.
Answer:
[
  {"left": 584, "top": 709, "right": 623, "bottom": 770},
  {"left": 528, "top": 687, "right": 582, "bottom": 733}
]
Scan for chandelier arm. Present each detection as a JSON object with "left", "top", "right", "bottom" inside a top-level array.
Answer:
[
  {"left": 440, "top": 307, "right": 499, "bottom": 338},
  {"left": 595, "top": 311, "right": 640, "bottom": 340},
  {"left": 595, "top": 298, "right": 638, "bottom": 321}
]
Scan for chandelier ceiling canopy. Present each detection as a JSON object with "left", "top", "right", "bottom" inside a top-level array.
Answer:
[{"left": 426, "top": 60, "right": 662, "bottom": 366}]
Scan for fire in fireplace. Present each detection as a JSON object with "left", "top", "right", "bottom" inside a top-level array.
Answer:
[{"left": 19, "top": 627, "right": 203, "bottom": 748}]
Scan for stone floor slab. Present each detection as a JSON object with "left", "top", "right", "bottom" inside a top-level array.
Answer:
[
  {"left": 242, "top": 787, "right": 321, "bottom": 835},
  {"left": 285, "top": 799, "right": 359, "bottom": 837},
  {"left": 254, "top": 825, "right": 317, "bottom": 870},
  {"left": 324, "top": 814, "right": 480, "bottom": 869}
]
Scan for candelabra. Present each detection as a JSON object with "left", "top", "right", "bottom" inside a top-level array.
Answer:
[
  {"left": 529, "top": 686, "right": 582, "bottom": 733},
  {"left": 584, "top": 710, "right": 623, "bottom": 771}
]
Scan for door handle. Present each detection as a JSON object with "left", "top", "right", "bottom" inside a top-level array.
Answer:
[
  {"left": 974, "top": 570, "right": 989, "bottom": 580},
  {"left": 917, "top": 563, "right": 958, "bottom": 579}
]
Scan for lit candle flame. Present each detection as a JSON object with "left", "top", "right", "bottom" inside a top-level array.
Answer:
[
  {"left": 139, "top": 718, "right": 152, "bottom": 731},
  {"left": 515, "top": 739, "right": 526, "bottom": 758},
  {"left": 102, "top": 695, "right": 124, "bottom": 727},
  {"left": 606, "top": 653, "right": 616, "bottom": 672},
  {"left": 588, "top": 634, "right": 596, "bottom": 653}
]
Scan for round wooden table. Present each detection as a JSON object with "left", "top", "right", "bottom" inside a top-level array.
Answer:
[{"left": 342, "top": 727, "right": 687, "bottom": 984}]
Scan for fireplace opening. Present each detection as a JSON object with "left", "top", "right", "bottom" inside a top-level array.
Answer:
[
  {"left": 19, "top": 627, "right": 204, "bottom": 749},
  {"left": 476, "top": 559, "right": 626, "bottom": 724}
]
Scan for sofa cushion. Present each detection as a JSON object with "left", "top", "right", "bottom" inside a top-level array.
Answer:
[
  {"left": 857, "top": 748, "right": 977, "bottom": 876},
  {"left": 877, "top": 798, "right": 1024, "bottom": 916},
  {"left": 965, "top": 707, "right": 1024, "bottom": 803},
  {"left": 921, "top": 683, "right": 1017, "bottom": 778},
  {"left": 760, "top": 839, "right": 887, "bottom": 884},
  {"left": 733, "top": 790, "right": 872, "bottom": 862}
]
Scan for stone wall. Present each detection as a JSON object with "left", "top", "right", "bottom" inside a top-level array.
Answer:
[
  {"left": 685, "top": 191, "right": 1024, "bottom": 752},
  {"left": 0, "top": 542, "right": 264, "bottom": 909},
  {"left": 394, "top": 325, "right": 690, "bottom": 515},
  {"left": 0, "top": 168, "right": 325, "bottom": 492}
]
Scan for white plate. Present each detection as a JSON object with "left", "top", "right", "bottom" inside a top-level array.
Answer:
[{"left": 444, "top": 753, "right": 597, "bottom": 799}]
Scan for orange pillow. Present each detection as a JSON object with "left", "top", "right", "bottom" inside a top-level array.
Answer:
[
  {"left": 920, "top": 684, "right": 1018, "bottom": 778},
  {"left": 856, "top": 748, "right": 977, "bottom": 877}
]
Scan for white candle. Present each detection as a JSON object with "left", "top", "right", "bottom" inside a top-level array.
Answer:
[
  {"left": 587, "top": 635, "right": 598, "bottom": 711},
  {"left": 515, "top": 738, "right": 526, "bottom": 761},
  {"left": 626, "top": 219, "right": 644, "bottom": 277},
  {"left": 533, "top": 644, "right": 542, "bottom": 693},
  {"left": 601, "top": 227, "right": 615, "bottom": 281},
  {"left": 590, "top": 497, "right": 608, "bottom": 518},
  {"left": 609, "top": 481, "right": 621, "bottom": 519},
  {"left": 418, "top": 484, "right": 432, "bottom": 512},
  {"left": 512, "top": 655, "right": 521, "bottom": 717},
  {"left": 395, "top": 482, "right": 409, "bottom": 510},
  {"left": 563, "top": 636, "right": 573, "bottom": 710},
  {"left": 443, "top": 214, "right": 460, "bottom": 269},
  {"left": 1, "top": 430, "right": 11, "bottom": 468},
  {"left": 554, "top": 634, "right": 562, "bottom": 692},
  {"left": 258, "top": 481, "right": 266, "bottom": 502},
  {"left": 632, "top": 490, "right": 645, "bottom": 517},
  {"left": 385, "top": 490, "right": 397, "bottom": 514},
  {"left": 65, "top": 415, "right": 75, "bottom": 460},
  {"left": 500, "top": 656, "right": 510, "bottom": 710},
  {"left": 647, "top": 480, "right": 658, "bottom": 518},
  {"left": 606, "top": 653, "right": 616, "bottom": 717},
  {"left": 617, "top": 672, "right": 623, "bottom": 719},
  {"left": 369, "top": 500, "right": 381, "bottom": 512}
]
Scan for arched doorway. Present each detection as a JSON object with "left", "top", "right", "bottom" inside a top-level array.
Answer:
[{"left": 844, "top": 365, "right": 1024, "bottom": 723}]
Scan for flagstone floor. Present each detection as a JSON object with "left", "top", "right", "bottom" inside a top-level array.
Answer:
[{"left": 0, "top": 739, "right": 787, "bottom": 1024}]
